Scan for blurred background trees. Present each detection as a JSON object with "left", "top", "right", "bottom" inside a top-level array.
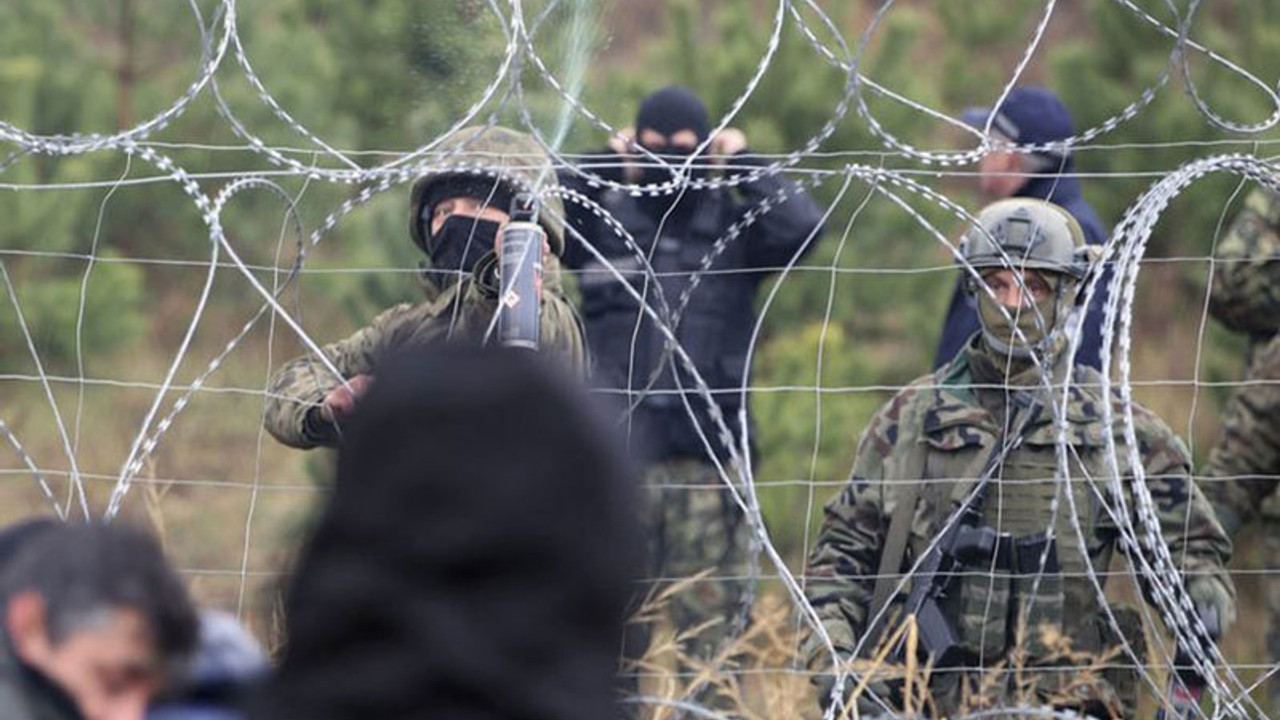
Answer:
[{"left": 1, "top": 0, "right": 1278, "bottom": 559}]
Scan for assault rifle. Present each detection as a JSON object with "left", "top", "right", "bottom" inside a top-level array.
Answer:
[
  {"left": 900, "top": 394, "right": 1043, "bottom": 668},
  {"left": 902, "top": 499, "right": 1004, "bottom": 668}
]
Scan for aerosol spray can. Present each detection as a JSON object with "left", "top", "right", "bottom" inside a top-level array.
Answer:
[{"left": 498, "top": 193, "right": 544, "bottom": 350}]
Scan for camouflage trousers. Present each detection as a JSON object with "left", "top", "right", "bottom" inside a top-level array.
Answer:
[
  {"left": 627, "top": 458, "right": 757, "bottom": 666},
  {"left": 1264, "top": 506, "right": 1280, "bottom": 712}
]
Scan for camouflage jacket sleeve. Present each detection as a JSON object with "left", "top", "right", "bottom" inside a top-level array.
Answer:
[
  {"left": 262, "top": 302, "right": 421, "bottom": 450},
  {"left": 1200, "top": 333, "right": 1280, "bottom": 534},
  {"left": 1131, "top": 405, "right": 1234, "bottom": 610},
  {"left": 264, "top": 259, "right": 586, "bottom": 450},
  {"left": 804, "top": 391, "right": 916, "bottom": 668},
  {"left": 1209, "top": 187, "right": 1280, "bottom": 336}
]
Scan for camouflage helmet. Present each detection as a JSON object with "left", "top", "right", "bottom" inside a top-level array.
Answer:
[
  {"left": 409, "top": 125, "right": 566, "bottom": 256},
  {"left": 961, "top": 199, "right": 1094, "bottom": 360},
  {"left": 959, "top": 198, "right": 1090, "bottom": 282}
]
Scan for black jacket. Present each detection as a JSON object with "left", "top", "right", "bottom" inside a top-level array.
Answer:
[{"left": 561, "top": 152, "right": 824, "bottom": 463}]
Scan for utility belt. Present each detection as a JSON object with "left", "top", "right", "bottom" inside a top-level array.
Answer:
[
  {"left": 909, "top": 526, "right": 1065, "bottom": 668},
  {"left": 943, "top": 527, "right": 1058, "bottom": 575}
]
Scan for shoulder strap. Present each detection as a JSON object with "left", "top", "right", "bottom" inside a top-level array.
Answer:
[{"left": 866, "top": 394, "right": 930, "bottom": 643}]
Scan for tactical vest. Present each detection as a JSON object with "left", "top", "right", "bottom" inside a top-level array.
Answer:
[
  {"left": 876, "top": 351, "right": 1143, "bottom": 714},
  {"left": 575, "top": 190, "right": 764, "bottom": 463}
]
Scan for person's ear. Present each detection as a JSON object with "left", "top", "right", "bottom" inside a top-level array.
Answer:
[{"left": 7, "top": 591, "right": 53, "bottom": 664}]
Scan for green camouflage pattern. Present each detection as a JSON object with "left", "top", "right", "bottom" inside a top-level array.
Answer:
[
  {"left": 805, "top": 339, "right": 1233, "bottom": 717},
  {"left": 1209, "top": 187, "right": 1280, "bottom": 336},
  {"left": 1202, "top": 331, "right": 1280, "bottom": 535},
  {"left": 263, "top": 258, "right": 585, "bottom": 449},
  {"left": 636, "top": 458, "right": 754, "bottom": 661},
  {"left": 1203, "top": 233, "right": 1274, "bottom": 702},
  {"left": 1266, "top": 513, "right": 1280, "bottom": 711},
  {"left": 410, "top": 125, "right": 567, "bottom": 255}
]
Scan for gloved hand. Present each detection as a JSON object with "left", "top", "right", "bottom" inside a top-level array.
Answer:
[{"left": 1186, "top": 575, "right": 1236, "bottom": 638}]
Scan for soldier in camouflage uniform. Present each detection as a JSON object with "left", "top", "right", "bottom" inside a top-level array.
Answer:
[
  {"left": 805, "top": 199, "right": 1235, "bottom": 718},
  {"left": 264, "top": 126, "right": 585, "bottom": 449},
  {"left": 1203, "top": 185, "right": 1280, "bottom": 709}
]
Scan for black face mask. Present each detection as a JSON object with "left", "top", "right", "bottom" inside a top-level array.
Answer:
[
  {"left": 636, "top": 144, "right": 708, "bottom": 188},
  {"left": 635, "top": 144, "right": 709, "bottom": 221},
  {"left": 427, "top": 215, "right": 502, "bottom": 283}
]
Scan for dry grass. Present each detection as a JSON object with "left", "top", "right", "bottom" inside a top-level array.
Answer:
[{"left": 626, "top": 580, "right": 1214, "bottom": 720}]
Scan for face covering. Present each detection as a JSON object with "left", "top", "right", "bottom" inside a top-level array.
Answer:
[
  {"left": 634, "top": 144, "right": 710, "bottom": 222},
  {"left": 427, "top": 215, "right": 502, "bottom": 282},
  {"left": 975, "top": 279, "right": 1060, "bottom": 360},
  {"left": 636, "top": 145, "right": 699, "bottom": 188}
]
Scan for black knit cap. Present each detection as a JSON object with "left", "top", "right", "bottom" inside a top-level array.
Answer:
[
  {"left": 635, "top": 86, "right": 711, "bottom": 143},
  {"left": 252, "top": 343, "right": 644, "bottom": 720}
]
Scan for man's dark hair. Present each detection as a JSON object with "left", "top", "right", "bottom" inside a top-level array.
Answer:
[{"left": 0, "top": 522, "right": 198, "bottom": 666}]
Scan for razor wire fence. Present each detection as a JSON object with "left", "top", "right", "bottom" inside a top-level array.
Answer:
[{"left": 1, "top": 0, "right": 1279, "bottom": 718}]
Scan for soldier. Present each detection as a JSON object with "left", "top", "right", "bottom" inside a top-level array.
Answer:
[
  {"left": 263, "top": 125, "right": 585, "bottom": 450},
  {"left": 1202, "top": 184, "right": 1280, "bottom": 708},
  {"left": 559, "top": 86, "right": 825, "bottom": 663},
  {"left": 936, "top": 87, "right": 1111, "bottom": 371},
  {"left": 805, "top": 199, "right": 1234, "bottom": 718}
]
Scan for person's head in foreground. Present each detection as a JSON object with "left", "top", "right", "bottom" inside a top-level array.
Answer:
[
  {"left": 959, "top": 197, "right": 1092, "bottom": 375},
  {"left": 252, "top": 343, "right": 643, "bottom": 720},
  {"left": 0, "top": 522, "right": 198, "bottom": 720}
]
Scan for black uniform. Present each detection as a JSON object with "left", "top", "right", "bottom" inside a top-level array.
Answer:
[{"left": 561, "top": 154, "right": 825, "bottom": 463}]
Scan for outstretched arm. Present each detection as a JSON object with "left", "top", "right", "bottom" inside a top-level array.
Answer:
[{"left": 263, "top": 303, "right": 418, "bottom": 449}]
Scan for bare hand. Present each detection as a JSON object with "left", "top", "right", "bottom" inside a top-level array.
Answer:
[
  {"left": 607, "top": 126, "right": 635, "bottom": 154},
  {"left": 607, "top": 126, "right": 642, "bottom": 182},
  {"left": 710, "top": 128, "right": 747, "bottom": 161},
  {"left": 321, "top": 374, "right": 373, "bottom": 423}
]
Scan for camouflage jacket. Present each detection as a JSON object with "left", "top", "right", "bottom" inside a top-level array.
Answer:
[
  {"left": 805, "top": 340, "right": 1232, "bottom": 716},
  {"left": 263, "top": 256, "right": 585, "bottom": 449},
  {"left": 1209, "top": 186, "right": 1280, "bottom": 341},
  {"left": 1202, "top": 328, "right": 1280, "bottom": 534},
  {"left": 1201, "top": 186, "right": 1280, "bottom": 533}
]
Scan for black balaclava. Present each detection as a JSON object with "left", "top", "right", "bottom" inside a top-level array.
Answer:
[
  {"left": 427, "top": 215, "right": 502, "bottom": 286},
  {"left": 414, "top": 174, "right": 514, "bottom": 286},
  {"left": 634, "top": 86, "right": 712, "bottom": 218},
  {"left": 635, "top": 86, "right": 710, "bottom": 145},
  {"left": 250, "top": 344, "right": 644, "bottom": 720}
]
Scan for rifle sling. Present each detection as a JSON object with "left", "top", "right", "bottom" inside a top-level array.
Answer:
[{"left": 866, "top": 432, "right": 927, "bottom": 644}]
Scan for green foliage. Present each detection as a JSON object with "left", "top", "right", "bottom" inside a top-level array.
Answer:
[
  {"left": 0, "top": 254, "right": 145, "bottom": 367},
  {"left": 2, "top": 0, "right": 1278, "bottom": 560}
]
